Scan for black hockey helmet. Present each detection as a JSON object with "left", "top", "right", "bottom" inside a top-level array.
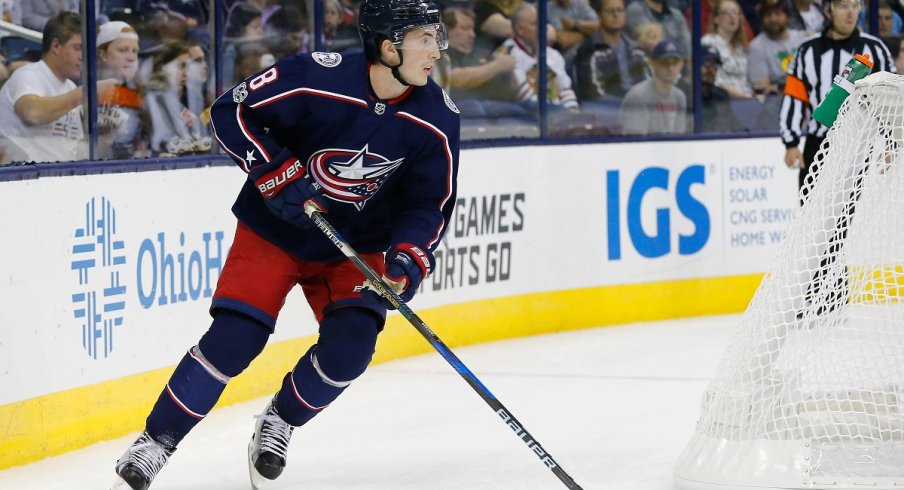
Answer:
[{"left": 358, "top": 0, "right": 444, "bottom": 61}]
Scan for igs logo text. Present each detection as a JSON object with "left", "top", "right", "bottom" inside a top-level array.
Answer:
[{"left": 606, "top": 165, "right": 710, "bottom": 260}]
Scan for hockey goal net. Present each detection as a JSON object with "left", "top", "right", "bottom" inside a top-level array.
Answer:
[{"left": 675, "top": 71, "right": 904, "bottom": 490}]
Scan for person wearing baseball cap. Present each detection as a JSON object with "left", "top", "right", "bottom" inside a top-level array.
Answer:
[
  {"left": 757, "top": 0, "right": 791, "bottom": 17},
  {"left": 701, "top": 43, "right": 722, "bottom": 65},
  {"left": 97, "top": 21, "right": 140, "bottom": 84},
  {"left": 748, "top": 0, "right": 807, "bottom": 96},
  {"left": 651, "top": 37, "right": 684, "bottom": 61},
  {"left": 700, "top": 44, "right": 723, "bottom": 97},
  {"left": 618, "top": 39, "right": 687, "bottom": 135},
  {"left": 699, "top": 44, "right": 744, "bottom": 131},
  {"left": 96, "top": 20, "right": 146, "bottom": 160}
]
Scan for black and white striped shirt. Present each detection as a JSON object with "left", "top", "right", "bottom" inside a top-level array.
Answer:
[{"left": 780, "top": 29, "right": 896, "bottom": 147}]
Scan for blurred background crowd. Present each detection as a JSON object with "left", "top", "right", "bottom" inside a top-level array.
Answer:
[{"left": 0, "top": 0, "right": 900, "bottom": 164}]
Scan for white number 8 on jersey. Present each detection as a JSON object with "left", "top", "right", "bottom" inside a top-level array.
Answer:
[{"left": 249, "top": 67, "right": 279, "bottom": 91}]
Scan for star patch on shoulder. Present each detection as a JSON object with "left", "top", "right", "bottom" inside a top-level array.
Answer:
[
  {"left": 312, "top": 52, "right": 342, "bottom": 67},
  {"left": 442, "top": 89, "right": 459, "bottom": 114}
]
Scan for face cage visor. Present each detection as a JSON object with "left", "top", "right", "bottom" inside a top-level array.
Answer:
[{"left": 396, "top": 23, "right": 449, "bottom": 51}]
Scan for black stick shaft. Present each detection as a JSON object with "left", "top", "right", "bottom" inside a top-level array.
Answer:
[{"left": 309, "top": 211, "right": 583, "bottom": 489}]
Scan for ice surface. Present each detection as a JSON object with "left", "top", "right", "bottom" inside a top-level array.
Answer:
[{"left": 0, "top": 315, "right": 737, "bottom": 490}]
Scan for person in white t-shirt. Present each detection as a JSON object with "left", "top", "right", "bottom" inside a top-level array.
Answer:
[
  {"left": 96, "top": 20, "right": 147, "bottom": 160},
  {"left": 0, "top": 11, "right": 116, "bottom": 164},
  {"left": 502, "top": 3, "right": 580, "bottom": 110}
]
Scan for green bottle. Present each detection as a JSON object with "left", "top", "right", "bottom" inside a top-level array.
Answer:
[{"left": 813, "top": 53, "right": 874, "bottom": 127}]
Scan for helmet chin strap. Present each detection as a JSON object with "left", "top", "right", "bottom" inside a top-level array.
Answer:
[{"left": 379, "top": 49, "right": 412, "bottom": 87}]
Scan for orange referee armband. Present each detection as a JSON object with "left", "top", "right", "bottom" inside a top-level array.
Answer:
[{"left": 783, "top": 75, "right": 809, "bottom": 105}]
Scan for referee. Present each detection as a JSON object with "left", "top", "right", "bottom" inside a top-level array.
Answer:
[{"left": 780, "top": 0, "right": 896, "bottom": 203}]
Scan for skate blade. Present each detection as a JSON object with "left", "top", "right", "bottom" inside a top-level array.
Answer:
[
  {"left": 248, "top": 439, "right": 268, "bottom": 490},
  {"left": 111, "top": 474, "right": 132, "bottom": 489},
  {"left": 249, "top": 472, "right": 267, "bottom": 490}
]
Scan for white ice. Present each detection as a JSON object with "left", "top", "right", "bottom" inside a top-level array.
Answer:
[{"left": 0, "top": 314, "right": 738, "bottom": 490}]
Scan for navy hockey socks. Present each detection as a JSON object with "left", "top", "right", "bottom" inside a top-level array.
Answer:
[
  {"left": 275, "top": 308, "right": 380, "bottom": 427},
  {"left": 146, "top": 311, "right": 269, "bottom": 446}
]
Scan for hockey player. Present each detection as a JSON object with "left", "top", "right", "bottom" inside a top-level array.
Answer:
[{"left": 111, "top": 0, "right": 460, "bottom": 487}]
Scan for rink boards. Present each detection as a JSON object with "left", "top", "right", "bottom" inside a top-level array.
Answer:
[{"left": 0, "top": 137, "right": 797, "bottom": 469}]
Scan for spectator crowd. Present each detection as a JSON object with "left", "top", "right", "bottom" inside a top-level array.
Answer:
[
  {"left": 0, "top": 0, "right": 901, "bottom": 163},
  {"left": 0, "top": 0, "right": 220, "bottom": 163}
]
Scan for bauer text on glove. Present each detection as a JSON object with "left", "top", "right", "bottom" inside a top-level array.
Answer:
[{"left": 249, "top": 151, "right": 328, "bottom": 226}]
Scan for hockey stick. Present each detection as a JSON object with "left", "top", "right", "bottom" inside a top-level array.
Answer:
[{"left": 308, "top": 210, "right": 584, "bottom": 490}]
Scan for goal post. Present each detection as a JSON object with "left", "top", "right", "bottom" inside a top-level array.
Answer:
[{"left": 674, "top": 71, "right": 904, "bottom": 490}]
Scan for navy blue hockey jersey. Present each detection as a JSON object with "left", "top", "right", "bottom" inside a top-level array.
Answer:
[{"left": 210, "top": 51, "right": 461, "bottom": 266}]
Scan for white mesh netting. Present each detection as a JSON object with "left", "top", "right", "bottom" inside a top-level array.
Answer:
[{"left": 675, "top": 72, "right": 904, "bottom": 489}]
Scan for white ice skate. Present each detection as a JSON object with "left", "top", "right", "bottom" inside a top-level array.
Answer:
[
  {"left": 112, "top": 431, "right": 175, "bottom": 490},
  {"left": 248, "top": 399, "right": 295, "bottom": 489}
]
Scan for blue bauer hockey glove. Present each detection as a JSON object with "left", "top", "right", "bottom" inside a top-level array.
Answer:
[
  {"left": 369, "top": 244, "right": 432, "bottom": 308},
  {"left": 250, "top": 153, "right": 327, "bottom": 227}
]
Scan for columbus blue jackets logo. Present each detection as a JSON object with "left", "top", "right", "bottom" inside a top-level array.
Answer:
[{"left": 308, "top": 145, "right": 403, "bottom": 210}]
